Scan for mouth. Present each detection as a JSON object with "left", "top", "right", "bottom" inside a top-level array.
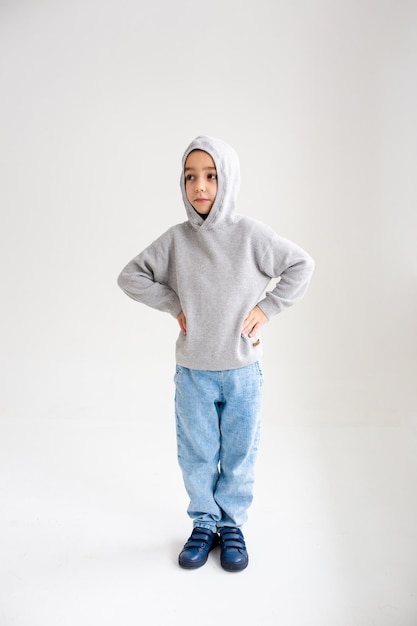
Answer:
[{"left": 194, "top": 198, "right": 210, "bottom": 203}]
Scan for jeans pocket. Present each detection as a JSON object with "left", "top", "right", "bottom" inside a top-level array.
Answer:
[
  {"left": 255, "top": 361, "right": 264, "bottom": 386},
  {"left": 174, "top": 365, "right": 184, "bottom": 384}
]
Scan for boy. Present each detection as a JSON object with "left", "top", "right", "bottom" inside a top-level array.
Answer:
[{"left": 118, "top": 136, "right": 314, "bottom": 572}]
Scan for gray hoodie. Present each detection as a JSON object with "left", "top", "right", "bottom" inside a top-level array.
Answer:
[{"left": 118, "top": 136, "right": 314, "bottom": 370}]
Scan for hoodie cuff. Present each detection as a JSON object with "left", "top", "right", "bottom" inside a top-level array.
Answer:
[
  {"left": 169, "top": 296, "right": 183, "bottom": 319},
  {"left": 256, "top": 299, "right": 278, "bottom": 320}
]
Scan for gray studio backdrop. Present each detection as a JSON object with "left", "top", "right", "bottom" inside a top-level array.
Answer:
[{"left": 1, "top": 0, "right": 416, "bottom": 427}]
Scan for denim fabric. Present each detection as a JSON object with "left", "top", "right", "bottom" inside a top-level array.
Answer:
[{"left": 174, "top": 362, "right": 263, "bottom": 532}]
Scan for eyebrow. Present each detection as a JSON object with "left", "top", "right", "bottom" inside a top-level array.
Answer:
[{"left": 184, "top": 166, "right": 217, "bottom": 172}]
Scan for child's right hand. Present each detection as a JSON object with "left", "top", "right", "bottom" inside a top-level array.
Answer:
[{"left": 177, "top": 311, "right": 187, "bottom": 335}]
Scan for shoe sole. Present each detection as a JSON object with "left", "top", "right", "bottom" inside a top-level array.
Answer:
[
  {"left": 220, "top": 556, "right": 249, "bottom": 572},
  {"left": 178, "top": 555, "right": 209, "bottom": 569}
]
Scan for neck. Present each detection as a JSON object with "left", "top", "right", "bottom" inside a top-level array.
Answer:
[{"left": 194, "top": 208, "right": 208, "bottom": 220}]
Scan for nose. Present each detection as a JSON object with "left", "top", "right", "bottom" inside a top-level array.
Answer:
[{"left": 195, "top": 178, "right": 206, "bottom": 192}]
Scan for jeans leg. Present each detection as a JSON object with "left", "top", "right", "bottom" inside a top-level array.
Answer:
[
  {"left": 214, "top": 362, "right": 263, "bottom": 528},
  {"left": 174, "top": 367, "right": 222, "bottom": 531}
]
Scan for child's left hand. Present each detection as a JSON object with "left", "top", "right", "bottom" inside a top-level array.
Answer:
[{"left": 241, "top": 306, "right": 268, "bottom": 337}]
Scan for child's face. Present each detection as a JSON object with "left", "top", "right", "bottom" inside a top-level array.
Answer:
[{"left": 184, "top": 150, "right": 218, "bottom": 214}]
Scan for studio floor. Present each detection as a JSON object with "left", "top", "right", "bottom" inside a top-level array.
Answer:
[{"left": 1, "top": 415, "right": 416, "bottom": 626}]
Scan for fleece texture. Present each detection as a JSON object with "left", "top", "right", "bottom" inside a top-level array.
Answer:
[{"left": 118, "top": 135, "right": 314, "bottom": 370}]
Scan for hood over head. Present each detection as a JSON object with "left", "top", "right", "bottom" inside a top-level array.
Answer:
[{"left": 180, "top": 135, "right": 241, "bottom": 230}]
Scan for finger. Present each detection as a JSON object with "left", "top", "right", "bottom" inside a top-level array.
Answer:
[
  {"left": 249, "top": 314, "right": 268, "bottom": 336},
  {"left": 241, "top": 319, "right": 252, "bottom": 335},
  {"left": 178, "top": 316, "right": 186, "bottom": 335},
  {"left": 242, "top": 320, "right": 255, "bottom": 336}
]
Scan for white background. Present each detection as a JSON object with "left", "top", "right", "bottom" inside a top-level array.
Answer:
[{"left": 1, "top": 2, "right": 417, "bottom": 624}]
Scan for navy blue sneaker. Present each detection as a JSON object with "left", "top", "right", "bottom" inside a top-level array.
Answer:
[
  {"left": 178, "top": 527, "right": 218, "bottom": 569},
  {"left": 219, "top": 527, "right": 249, "bottom": 572}
]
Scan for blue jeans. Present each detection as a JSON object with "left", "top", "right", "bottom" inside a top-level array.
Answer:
[{"left": 174, "top": 362, "right": 263, "bottom": 532}]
